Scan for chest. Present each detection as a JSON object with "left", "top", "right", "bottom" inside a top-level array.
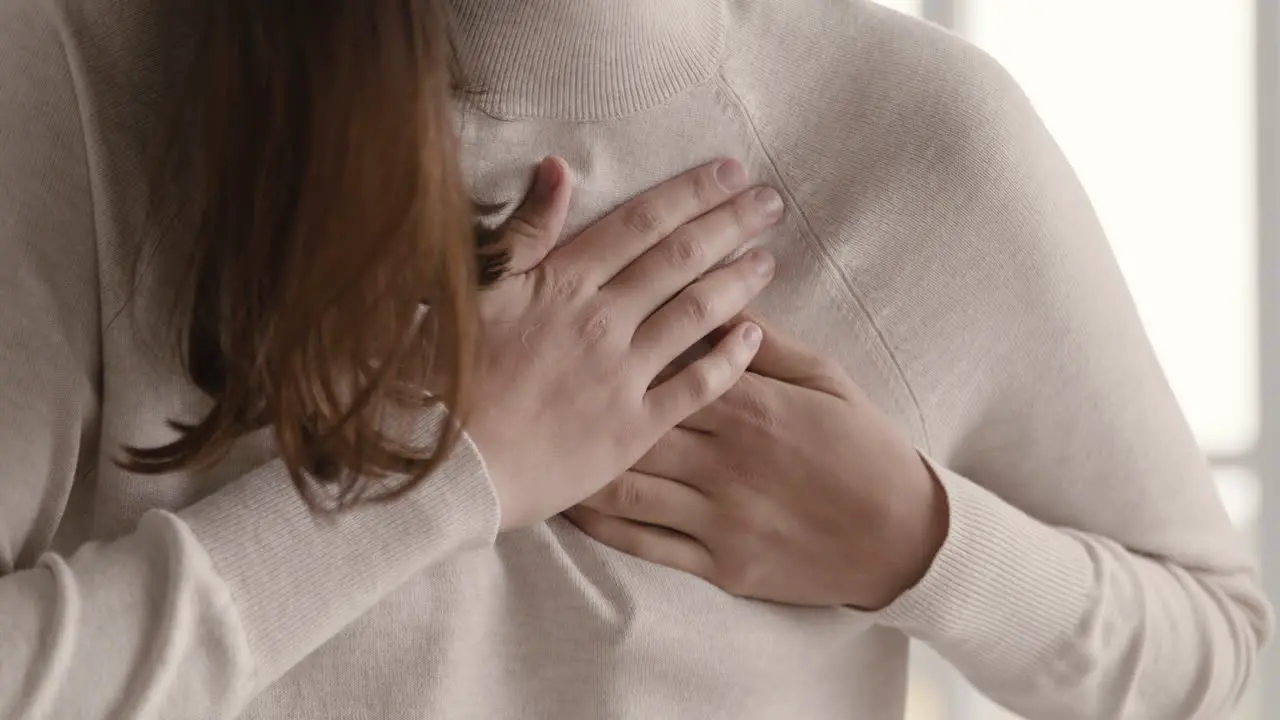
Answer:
[{"left": 457, "top": 90, "right": 926, "bottom": 445}]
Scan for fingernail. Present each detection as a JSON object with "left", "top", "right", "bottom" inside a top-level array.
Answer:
[
  {"left": 748, "top": 250, "right": 775, "bottom": 277},
  {"left": 755, "top": 188, "right": 784, "bottom": 219},
  {"left": 716, "top": 159, "right": 748, "bottom": 191},
  {"left": 743, "top": 323, "right": 762, "bottom": 349},
  {"left": 536, "top": 157, "right": 563, "bottom": 199}
]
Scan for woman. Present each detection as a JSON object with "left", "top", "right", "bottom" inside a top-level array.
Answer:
[{"left": 0, "top": 2, "right": 1268, "bottom": 720}]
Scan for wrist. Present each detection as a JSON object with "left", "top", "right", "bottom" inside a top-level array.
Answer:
[
  {"left": 914, "top": 456, "right": 951, "bottom": 578},
  {"left": 863, "top": 453, "right": 950, "bottom": 610}
]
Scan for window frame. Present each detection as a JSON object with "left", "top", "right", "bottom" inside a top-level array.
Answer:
[{"left": 1253, "top": 0, "right": 1279, "bottom": 710}]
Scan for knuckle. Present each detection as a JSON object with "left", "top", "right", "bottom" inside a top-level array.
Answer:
[
  {"left": 698, "top": 354, "right": 738, "bottom": 402},
  {"left": 683, "top": 290, "right": 714, "bottom": 326},
  {"left": 691, "top": 167, "right": 718, "bottom": 205},
  {"left": 622, "top": 199, "right": 662, "bottom": 235},
  {"left": 686, "top": 362, "right": 719, "bottom": 404},
  {"left": 544, "top": 267, "right": 588, "bottom": 302},
  {"left": 606, "top": 476, "right": 645, "bottom": 511},
  {"left": 574, "top": 302, "right": 613, "bottom": 344},
  {"left": 729, "top": 193, "right": 756, "bottom": 229},
  {"left": 661, "top": 233, "right": 704, "bottom": 269},
  {"left": 504, "top": 211, "right": 547, "bottom": 242}
]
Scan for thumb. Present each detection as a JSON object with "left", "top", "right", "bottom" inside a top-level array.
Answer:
[
  {"left": 492, "top": 156, "right": 573, "bottom": 277},
  {"left": 728, "top": 312, "right": 851, "bottom": 398}
]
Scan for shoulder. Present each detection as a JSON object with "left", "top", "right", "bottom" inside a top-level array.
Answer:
[
  {"left": 722, "top": 0, "right": 1034, "bottom": 155},
  {"left": 1, "top": 0, "right": 189, "bottom": 154},
  {"left": 3, "top": 0, "right": 200, "bottom": 308},
  {"left": 0, "top": 0, "right": 89, "bottom": 218},
  {"left": 0, "top": 0, "right": 175, "bottom": 178},
  {"left": 719, "top": 1, "right": 1058, "bottom": 243},
  {"left": 716, "top": 2, "right": 1088, "bottom": 274}
]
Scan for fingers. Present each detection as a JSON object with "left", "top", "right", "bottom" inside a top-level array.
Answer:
[
  {"left": 675, "top": 371, "right": 758, "bottom": 434},
  {"left": 564, "top": 506, "right": 715, "bottom": 581},
  {"left": 605, "top": 185, "right": 785, "bottom": 325},
  {"left": 577, "top": 470, "right": 714, "bottom": 537},
  {"left": 631, "top": 250, "right": 775, "bottom": 375},
  {"left": 494, "top": 157, "right": 573, "bottom": 277},
  {"left": 735, "top": 313, "right": 853, "bottom": 398},
  {"left": 546, "top": 159, "right": 757, "bottom": 287},
  {"left": 644, "top": 320, "right": 762, "bottom": 429},
  {"left": 631, "top": 426, "right": 718, "bottom": 480}
]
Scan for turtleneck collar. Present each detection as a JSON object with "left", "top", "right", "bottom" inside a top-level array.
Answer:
[{"left": 448, "top": 0, "right": 727, "bottom": 121}]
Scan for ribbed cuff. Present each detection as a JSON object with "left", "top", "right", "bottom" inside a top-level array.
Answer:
[
  {"left": 180, "top": 409, "right": 499, "bottom": 689},
  {"left": 879, "top": 457, "right": 1095, "bottom": 670}
]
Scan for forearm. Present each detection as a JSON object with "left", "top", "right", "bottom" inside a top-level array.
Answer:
[
  {"left": 881, "top": 463, "right": 1270, "bottom": 720},
  {"left": 0, "top": 424, "right": 498, "bottom": 720}
]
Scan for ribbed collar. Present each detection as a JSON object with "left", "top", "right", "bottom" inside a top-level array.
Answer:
[{"left": 449, "top": 0, "right": 727, "bottom": 121}]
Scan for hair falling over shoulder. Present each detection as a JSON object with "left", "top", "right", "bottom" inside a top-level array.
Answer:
[{"left": 122, "top": 0, "right": 489, "bottom": 511}]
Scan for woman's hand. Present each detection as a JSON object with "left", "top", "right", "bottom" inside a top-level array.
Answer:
[
  {"left": 466, "top": 157, "right": 786, "bottom": 532},
  {"left": 565, "top": 316, "right": 950, "bottom": 610}
]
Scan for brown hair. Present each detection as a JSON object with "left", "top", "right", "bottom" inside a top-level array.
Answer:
[{"left": 123, "top": 0, "right": 500, "bottom": 511}]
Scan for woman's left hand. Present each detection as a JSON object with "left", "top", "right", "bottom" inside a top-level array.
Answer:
[{"left": 564, "top": 316, "right": 950, "bottom": 610}]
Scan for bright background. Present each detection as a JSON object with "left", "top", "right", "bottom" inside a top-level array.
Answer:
[{"left": 868, "top": 2, "right": 1272, "bottom": 719}]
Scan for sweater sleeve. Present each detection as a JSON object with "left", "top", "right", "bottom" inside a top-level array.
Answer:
[
  {"left": 0, "top": 6, "right": 500, "bottom": 720},
  {"left": 724, "top": 3, "right": 1271, "bottom": 717}
]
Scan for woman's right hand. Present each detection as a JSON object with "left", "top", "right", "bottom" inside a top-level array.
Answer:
[{"left": 466, "top": 157, "right": 784, "bottom": 531}]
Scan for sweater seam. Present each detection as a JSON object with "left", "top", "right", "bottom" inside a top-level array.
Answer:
[{"left": 713, "top": 70, "right": 935, "bottom": 454}]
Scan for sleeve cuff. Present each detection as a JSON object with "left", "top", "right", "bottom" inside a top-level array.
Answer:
[
  {"left": 179, "top": 408, "right": 499, "bottom": 688},
  {"left": 878, "top": 456, "right": 1096, "bottom": 670}
]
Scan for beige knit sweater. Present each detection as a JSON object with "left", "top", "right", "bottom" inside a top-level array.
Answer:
[{"left": 0, "top": 0, "right": 1270, "bottom": 718}]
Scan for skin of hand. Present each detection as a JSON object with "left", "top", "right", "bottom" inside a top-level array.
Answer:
[
  {"left": 466, "top": 156, "right": 788, "bottom": 532},
  {"left": 565, "top": 315, "right": 950, "bottom": 611}
]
